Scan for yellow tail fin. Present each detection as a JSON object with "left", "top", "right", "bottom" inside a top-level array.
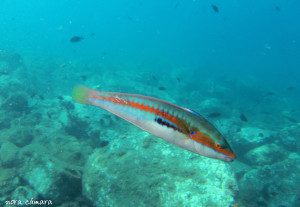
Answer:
[{"left": 72, "top": 85, "right": 92, "bottom": 104}]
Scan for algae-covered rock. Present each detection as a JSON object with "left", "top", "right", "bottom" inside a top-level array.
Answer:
[
  {"left": 21, "top": 155, "right": 82, "bottom": 205},
  {"left": 11, "top": 186, "right": 39, "bottom": 205},
  {"left": 235, "top": 127, "right": 273, "bottom": 152},
  {"left": 9, "top": 128, "right": 34, "bottom": 147},
  {"left": 239, "top": 153, "right": 300, "bottom": 207},
  {"left": 83, "top": 137, "right": 238, "bottom": 207},
  {"left": 277, "top": 125, "right": 300, "bottom": 152},
  {"left": 0, "top": 141, "right": 20, "bottom": 167},
  {"left": 0, "top": 168, "right": 20, "bottom": 203},
  {"left": 2, "top": 93, "right": 30, "bottom": 114},
  {"left": 245, "top": 144, "right": 287, "bottom": 166}
]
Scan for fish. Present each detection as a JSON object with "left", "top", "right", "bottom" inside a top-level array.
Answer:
[
  {"left": 211, "top": 4, "right": 219, "bottom": 13},
  {"left": 70, "top": 36, "right": 83, "bottom": 43},
  {"left": 239, "top": 113, "right": 248, "bottom": 122},
  {"left": 286, "top": 86, "right": 296, "bottom": 91},
  {"left": 158, "top": 86, "right": 166, "bottom": 91},
  {"left": 80, "top": 75, "right": 87, "bottom": 81},
  {"left": 72, "top": 86, "right": 236, "bottom": 161}
]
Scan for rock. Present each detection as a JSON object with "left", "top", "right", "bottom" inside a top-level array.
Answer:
[
  {"left": 11, "top": 186, "right": 39, "bottom": 205},
  {"left": 0, "top": 114, "right": 11, "bottom": 129},
  {"left": 239, "top": 153, "right": 300, "bottom": 207},
  {"left": 235, "top": 127, "right": 273, "bottom": 152},
  {"left": 21, "top": 155, "right": 82, "bottom": 205},
  {"left": 64, "top": 114, "right": 90, "bottom": 139},
  {"left": 198, "top": 98, "right": 225, "bottom": 116},
  {"left": 245, "top": 144, "right": 287, "bottom": 166},
  {"left": 277, "top": 125, "right": 300, "bottom": 152},
  {"left": 83, "top": 147, "right": 237, "bottom": 207},
  {"left": 0, "top": 141, "right": 20, "bottom": 167},
  {"left": 2, "top": 93, "right": 30, "bottom": 114},
  {"left": 9, "top": 128, "right": 34, "bottom": 147},
  {"left": 0, "top": 168, "right": 20, "bottom": 203},
  {"left": 61, "top": 100, "right": 75, "bottom": 111}
]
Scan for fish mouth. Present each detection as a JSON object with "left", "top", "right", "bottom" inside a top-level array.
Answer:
[{"left": 223, "top": 153, "right": 236, "bottom": 162}]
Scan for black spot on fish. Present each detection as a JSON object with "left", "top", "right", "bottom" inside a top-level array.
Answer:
[
  {"left": 70, "top": 36, "right": 83, "bottom": 43},
  {"left": 211, "top": 4, "right": 219, "bottom": 13},
  {"left": 158, "top": 86, "right": 166, "bottom": 91},
  {"left": 155, "top": 117, "right": 181, "bottom": 132},
  {"left": 240, "top": 113, "right": 248, "bottom": 122},
  {"left": 208, "top": 111, "right": 221, "bottom": 118}
]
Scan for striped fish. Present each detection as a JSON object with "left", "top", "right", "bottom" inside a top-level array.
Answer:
[{"left": 73, "top": 86, "right": 236, "bottom": 161}]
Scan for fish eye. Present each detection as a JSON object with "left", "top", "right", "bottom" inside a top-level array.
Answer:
[{"left": 190, "top": 131, "right": 196, "bottom": 135}]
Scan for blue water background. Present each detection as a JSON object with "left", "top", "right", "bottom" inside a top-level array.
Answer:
[{"left": 1, "top": 1, "right": 299, "bottom": 82}]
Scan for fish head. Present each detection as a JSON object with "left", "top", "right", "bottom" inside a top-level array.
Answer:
[{"left": 189, "top": 129, "right": 236, "bottom": 162}]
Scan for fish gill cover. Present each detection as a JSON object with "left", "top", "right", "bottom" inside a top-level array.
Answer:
[{"left": 0, "top": 1, "right": 299, "bottom": 207}]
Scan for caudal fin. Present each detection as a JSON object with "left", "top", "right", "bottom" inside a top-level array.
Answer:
[{"left": 72, "top": 85, "right": 94, "bottom": 104}]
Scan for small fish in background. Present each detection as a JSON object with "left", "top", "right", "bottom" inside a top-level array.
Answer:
[
  {"left": 158, "top": 86, "right": 166, "bottom": 91},
  {"left": 239, "top": 113, "right": 248, "bottom": 122},
  {"left": 265, "top": 91, "right": 275, "bottom": 97},
  {"left": 150, "top": 75, "right": 157, "bottom": 81},
  {"left": 275, "top": 6, "right": 281, "bottom": 12},
  {"left": 211, "top": 4, "right": 219, "bottom": 13},
  {"left": 286, "top": 86, "right": 296, "bottom": 91},
  {"left": 70, "top": 36, "right": 84, "bottom": 43},
  {"left": 176, "top": 77, "right": 181, "bottom": 83},
  {"left": 284, "top": 115, "right": 298, "bottom": 123},
  {"left": 80, "top": 75, "right": 87, "bottom": 81}
]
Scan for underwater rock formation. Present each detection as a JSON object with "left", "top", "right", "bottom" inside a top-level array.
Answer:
[
  {"left": 9, "top": 128, "right": 34, "bottom": 147},
  {"left": 0, "top": 50, "right": 25, "bottom": 72},
  {"left": 21, "top": 154, "right": 82, "bottom": 205},
  {"left": 11, "top": 186, "right": 39, "bottom": 204},
  {"left": 64, "top": 114, "right": 90, "bottom": 139},
  {"left": 2, "top": 93, "right": 30, "bottom": 114},
  {"left": 277, "top": 125, "right": 300, "bottom": 152},
  {"left": 239, "top": 153, "right": 300, "bottom": 207},
  {"left": 0, "top": 141, "right": 20, "bottom": 168},
  {"left": 82, "top": 134, "right": 238, "bottom": 207},
  {"left": 0, "top": 167, "right": 21, "bottom": 202},
  {"left": 244, "top": 144, "right": 287, "bottom": 166},
  {"left": 235, "top": 127, "right": 273, "bottom": 152}
]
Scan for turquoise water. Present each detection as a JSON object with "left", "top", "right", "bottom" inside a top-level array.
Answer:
[{"left": 0, "top": 1, "right": 299, "bottom": 206}]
